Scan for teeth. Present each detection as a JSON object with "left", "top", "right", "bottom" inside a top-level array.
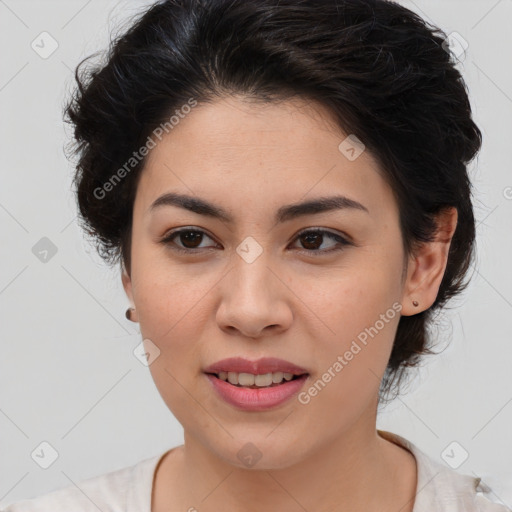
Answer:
[
  {"left": 254, "top": 373, "right": 272, "bottom": 386},
  {"left": 239, "top": 372, "right": 257, "bottom": 386},
  {"left": 216, "top": 371, "right": 298, "bottom": 387},
  {"left": 272, "top": 371, "right": 284, "bottom": 383},
  {"left": 227, "top": 372, "right": 239, "bottom": 385}
]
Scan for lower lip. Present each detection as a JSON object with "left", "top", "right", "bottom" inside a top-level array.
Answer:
[{"left": 205, "top": 373, "right": 309, "bottom": 411}]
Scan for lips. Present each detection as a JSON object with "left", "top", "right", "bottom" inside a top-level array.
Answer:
[
  {"left": 203, "top": 357, "right": 310, "bottom": 411},
  {"left": 203, "top": 357, "right": 309, "bottom": 376}
]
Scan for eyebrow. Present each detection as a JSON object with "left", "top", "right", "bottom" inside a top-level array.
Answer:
[{"left": 149, "top": 192, "right": 369, "bottom": 223}]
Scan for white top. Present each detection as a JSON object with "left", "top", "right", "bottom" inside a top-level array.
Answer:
[{"left": 2, "top": 430, "right": 510, "bottom": 511}]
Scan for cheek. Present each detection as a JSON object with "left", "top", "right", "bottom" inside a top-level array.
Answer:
[
  {"left": 139, "top": 288, "right": 207, "bottom": 421},
  {"left": 303, "top": 321, "right": 397, "bottom": 426},
  {"left": 315, "top": 262, "right": 401, "bottom": 340},
  {"left": 305, "top": 266, "right": 401, "bottom": 407},
  {"left": 132, "top": 256, "right": 214, "bottom": 338}
]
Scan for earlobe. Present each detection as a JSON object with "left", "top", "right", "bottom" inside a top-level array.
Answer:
[
  {"left": 401, "top": 207, "right": 458, "bottom": 316},
  {"left": 121, "top": 262, "right": 136, "bottom": 312}
]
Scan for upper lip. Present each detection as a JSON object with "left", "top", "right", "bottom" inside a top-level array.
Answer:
[{"left": 203, "top": 357, "right": 309, "bottom": 375}]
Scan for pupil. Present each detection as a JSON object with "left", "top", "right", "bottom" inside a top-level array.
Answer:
[
  {"left": 302, "top": 232, "right": 321, "bottom": 250},
  {"left": 181, "top": 231, "right": 202, "bottom": 248}
]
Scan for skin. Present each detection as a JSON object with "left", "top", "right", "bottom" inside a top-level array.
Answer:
[{"left": 121, "top": 94, "right": 457, "bottom": 512}]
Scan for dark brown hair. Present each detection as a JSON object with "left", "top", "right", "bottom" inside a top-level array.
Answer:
[{"left": 63, "top": 0, "right": 482, "bottom": 404}]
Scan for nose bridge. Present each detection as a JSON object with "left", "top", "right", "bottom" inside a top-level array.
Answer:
[
  {"left": 214, "top": 236, "right": 293, "bottom": 337},
  {"left": 230, "top": 238, "right": 277, "bottom": 301}
]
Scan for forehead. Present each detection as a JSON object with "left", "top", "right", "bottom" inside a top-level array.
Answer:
[{"left": 135, "top": 95, "right": 397, "bottom": 222}]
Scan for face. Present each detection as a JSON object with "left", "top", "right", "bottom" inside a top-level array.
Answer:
[{"left": 122, "top": 95, "right": 419, "bottom": 469}]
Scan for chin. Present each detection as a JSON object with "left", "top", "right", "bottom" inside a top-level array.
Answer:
[{"left": 208, "top": 435, "right": 310, "bottom": 471}]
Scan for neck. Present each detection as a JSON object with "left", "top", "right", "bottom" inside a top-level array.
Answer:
[{"left": 155, "top": 407, "right": 417, "bottom": 512}]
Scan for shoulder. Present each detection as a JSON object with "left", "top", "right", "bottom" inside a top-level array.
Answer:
[
  {"left": 473, "top": 478, "right": 512, "bottom": 512},
  {"left": 378, "top": 430, "right": 512, "bottom": 512},
  {"left": 474, "top": 494, "right": 511, "bottom": 512},
  {"left": 0, "top": 452, "right": 165, "bottom": 512}
]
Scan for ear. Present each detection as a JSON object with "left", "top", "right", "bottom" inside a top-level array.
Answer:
[
  {"left": 121, "top": 261, "right": 139, "bottom": 322},
  {"left": 401, "top": 207, "right": 458, "bottom": 316}
]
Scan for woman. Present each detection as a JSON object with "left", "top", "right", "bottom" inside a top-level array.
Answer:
[{"left": 3, "top": 0, "right": 509, "bottom": 510}]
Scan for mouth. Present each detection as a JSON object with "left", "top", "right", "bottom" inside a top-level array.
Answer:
[
  {"left": 205, "top": 371, "right": 308, "bottom": 389},
  {"left": 202, "top": 357, "right": 310, "bottom": 410}
]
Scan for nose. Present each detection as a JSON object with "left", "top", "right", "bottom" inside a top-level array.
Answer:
[{"left": 215, "top": 253, "right": 293, "bottom": 339}]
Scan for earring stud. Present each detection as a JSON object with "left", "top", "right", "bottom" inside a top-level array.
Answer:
[
  {"left": 125, "top": 307, "right": 135, "bottom": 320},
  {"left": 412, "top": 300, "right": 419, "bottom": 307}
]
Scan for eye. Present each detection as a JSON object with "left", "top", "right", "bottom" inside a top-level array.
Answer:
[
  {"left": 159, "top": 227, "right": 352, "bottom": 255},
  {"left": 290, "top": 228, "right": 352, "bottom": 255},
  {"left": 159, "top": 227, "right": 218, "bottom": 253}
]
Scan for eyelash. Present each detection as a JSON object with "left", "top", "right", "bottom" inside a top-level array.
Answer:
[{"left": 159, "top": 227, "right": 352, "bottom": 256}]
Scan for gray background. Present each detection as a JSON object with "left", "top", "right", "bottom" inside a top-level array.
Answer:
[{"left": 1, "top": 0, "right": 511, "bottom": 507}]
